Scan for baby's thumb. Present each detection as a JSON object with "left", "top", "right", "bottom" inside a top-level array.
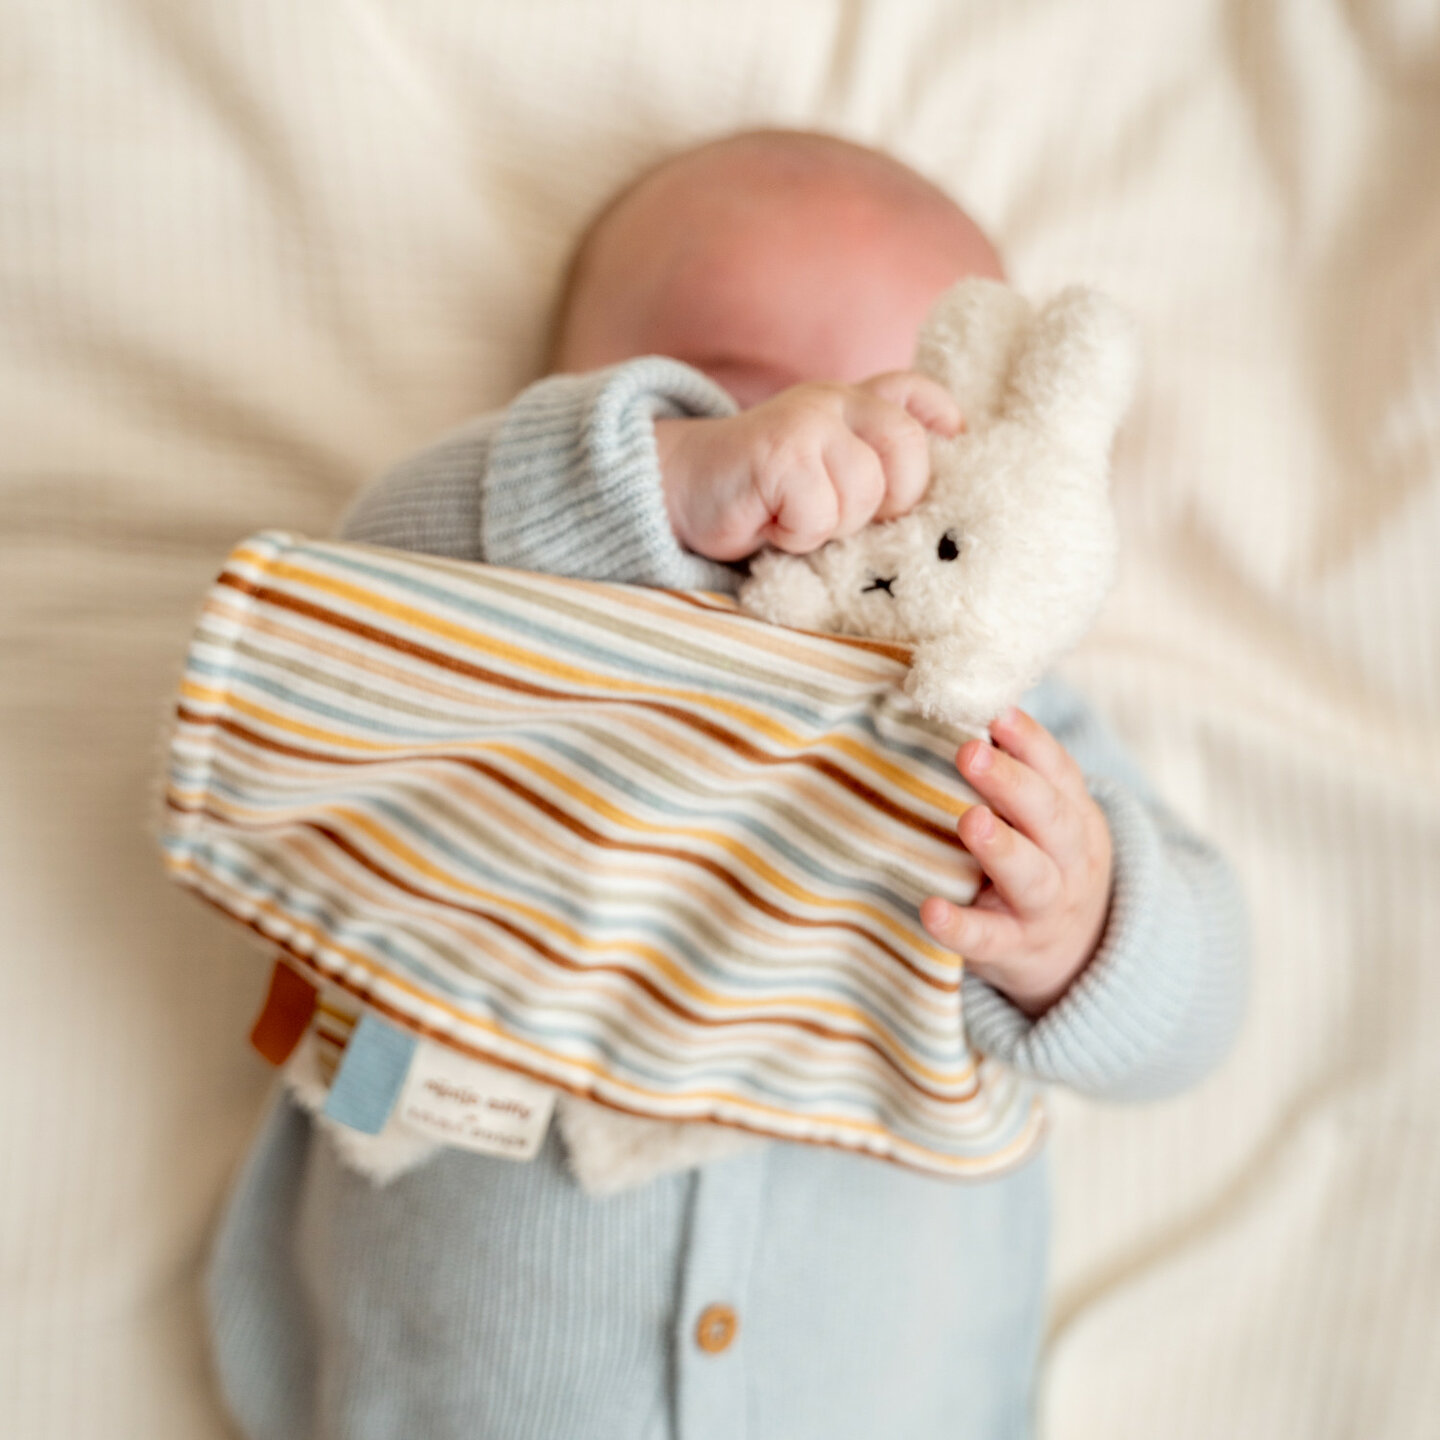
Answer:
[{"left": 858, "top": 371, "right": 963, "bottom": 437}]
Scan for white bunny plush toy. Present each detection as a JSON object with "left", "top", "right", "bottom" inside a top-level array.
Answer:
[{"left": 738, "top": 277, "right": 1140, "bottom": 733}]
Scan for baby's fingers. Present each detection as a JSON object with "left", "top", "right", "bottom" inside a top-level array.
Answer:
[
  {"left": 957, "top": 805, "right": 1060, "bottom": 919},
  {"left": 990, "top": 707, "right": 1086, "bottom": 803},
  {"left": 920, "top": 896, "right": 1024, "bottom": 964},
  {"left": 759, "top": 460, "right": 842, "bottom": 552},
  {"left": 957, "top": 738, "right": 1082, "bottom": 866},
  {"left": 859, "top": 371, "right": 964, "bottom": 438},
  {"left": 840, "top": 390, "right": 932, "bottom": 523},
  {"left": 819, "top": 423, "right": 889, "bottom": 540}
]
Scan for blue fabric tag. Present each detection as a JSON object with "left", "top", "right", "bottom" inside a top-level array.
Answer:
[{"left": 322, "top": 1012, "right": 418, "bottom": 1134}]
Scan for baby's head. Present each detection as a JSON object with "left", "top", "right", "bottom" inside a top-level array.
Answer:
[{"left": 551, "top": 130, "right": 1003, "bottom": 406}]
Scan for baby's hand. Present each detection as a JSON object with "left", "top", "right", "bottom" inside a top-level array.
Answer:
[
  {"left": 654, "top": 372, "right": 962, "bottom": 562},
  {"left": 920, "top": 707, "right": 1114, "bottom": 1018}
]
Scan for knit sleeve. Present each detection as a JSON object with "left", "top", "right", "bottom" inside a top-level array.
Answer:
[
  {"left": 339, "top": 357, "right": 741, "bottom": 591},
  {"left": 959, "top": 674, "right": 1250, "bottom": 1102}
]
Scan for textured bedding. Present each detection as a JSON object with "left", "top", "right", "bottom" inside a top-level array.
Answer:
[{"left": 2, "top": 2, "right": 1437, "bottom": 1436}]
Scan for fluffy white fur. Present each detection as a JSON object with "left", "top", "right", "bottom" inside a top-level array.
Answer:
[
  {"left": 554, "top": 1099, "right": 759, "bottom": 1195},
  {"left": 739, "top": 278, "right": 1139, "bottom": 733},
  {"left": 297, "top": 277, "right": 1137, "bottom": 1198}
]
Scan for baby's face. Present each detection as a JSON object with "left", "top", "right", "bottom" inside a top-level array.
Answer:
[{"left": 554, "top": 139, "right": 1002, "bottom": 407}]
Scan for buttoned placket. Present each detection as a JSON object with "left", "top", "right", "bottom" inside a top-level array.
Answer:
[{"left": 671, "top": 1144, "right": 769, "bottom": 1440}]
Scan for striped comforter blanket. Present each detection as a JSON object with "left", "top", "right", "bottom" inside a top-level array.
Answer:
[{"left": 161, "top": 532, "right": 1043, "bottom": 1177}]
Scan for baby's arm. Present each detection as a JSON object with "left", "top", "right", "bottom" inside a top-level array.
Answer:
[
  {"left": 342, "top": 357, "right": 742, "bottom": 583},
  {"left": 939, "top": 675, "right": 1249, "bottom": 1102},
  {"left": 343, "top": 360, "right": 957, "bottom": 575}
]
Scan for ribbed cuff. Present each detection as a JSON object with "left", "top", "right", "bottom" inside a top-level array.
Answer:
[
  {"left": 962, "top": 777, "right": 1248, "bottom": 1101},
  {"left": 485, "top": 357, "right": 741, "bottom": 592}
]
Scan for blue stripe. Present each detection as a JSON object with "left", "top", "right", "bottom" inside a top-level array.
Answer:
[
  {"left": 526, "top": 730, "right": 930, "bottom": 906},
  {"left": 189, "top": 809, "right": 953, "bottom": 1059},
  {"left": 185, "top": 841, "right": 1002, "bottom": 1150},
  {"left": 186, "top": 641, "right": 961, "bottom": 788},
  {"left": 306, "top": 548, "right": 851, "bottom": 726},
  {"left": 186, "top": 656, "right": 490, "bottom": 741},
  {"left": 187, "top": 838, "right": 967, "bottom": 1089}
]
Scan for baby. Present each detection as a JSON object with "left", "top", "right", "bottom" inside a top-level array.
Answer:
[{"left": 208, "top": 131, "right": 1247, "bottom": 1440}]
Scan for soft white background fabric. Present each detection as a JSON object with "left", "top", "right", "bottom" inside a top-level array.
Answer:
[{"left": 2, "top": 1, "right": 1437, "bottom": 1436}]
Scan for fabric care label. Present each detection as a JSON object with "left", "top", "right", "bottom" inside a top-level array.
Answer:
[{"left": 396, "top": 1042, "right": 556, "bottom": 1160}]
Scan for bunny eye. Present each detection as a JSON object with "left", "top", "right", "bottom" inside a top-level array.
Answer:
[{"left": 937, "top": 530, "right": 960, "bottom": 562}]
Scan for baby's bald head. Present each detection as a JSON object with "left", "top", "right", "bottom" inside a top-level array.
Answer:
[{"left": 552, "top": 130, "right": 1002, "bottom": 406}]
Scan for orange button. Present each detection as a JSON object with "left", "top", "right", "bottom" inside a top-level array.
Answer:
[{"left": 694, "top": 1302, "right": 739, "bottom": 1354}]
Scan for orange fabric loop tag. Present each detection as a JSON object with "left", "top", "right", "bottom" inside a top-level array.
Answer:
[{"left": 249, "top": 957, "right": 319, "bottom": 1066}]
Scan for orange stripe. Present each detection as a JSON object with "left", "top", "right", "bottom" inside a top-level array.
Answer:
[
  {"left": 169, "top": 822, "right": 979, "bottom": 1103},
  {"left": 208, "top": 570, "right": 966, "bottom": 833},
  {"left": 169, "top": 715, "right": 962, "bottom": 991},
  {"left": 182, "top": 876, "right": 1006, "bottom": 1155}
]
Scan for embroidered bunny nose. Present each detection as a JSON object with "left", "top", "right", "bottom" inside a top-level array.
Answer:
[{"left": 862, "top": 575, "right": 896, "bottom": 596}]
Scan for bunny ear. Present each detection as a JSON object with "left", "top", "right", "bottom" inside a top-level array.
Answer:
[
  {"left": 1002, "top": 287, "right": 1140, "bottom": 463},
  {"left": 737, "top": 551, "right": 837, "bottom": 632},
  {"left": 914, "top": 278, "right": 1034, "bottom": 426}
]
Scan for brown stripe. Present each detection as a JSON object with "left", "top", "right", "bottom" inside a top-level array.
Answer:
[
  {"left": 463, "top": 568, "right": 895, "bottom": 693},
  {"left": 371, "top": 553, "right": 914, "bottom": 671},
  {"left": 603, "top": 709, "right": 958, "bottom": 876},
  {"left": 168, "top": 713, "right": 955, "bottom": 992},
  {"left": 197, "top": 889, "right": 1012, "bottom": 1166},
  {"left": 211, "top": 571, "right": 958, "bottom": 846},
  {"left": 204, "top": 740, "right": 914, "bottom": 976},
  {"left": 659, "top": 587, "right": 915, "bottom": 662},
  {"left": 459, "top": 756, "right": 949, "bottom": 985},
  {"left": 207, "top": 607, "right": 961, "bottom": 878},
  {"left": 174, "top": 803, "right": 974, "bottom": 1104},
  {"left": 280, "top": 824, "right": 950, "bottom": 1093}
]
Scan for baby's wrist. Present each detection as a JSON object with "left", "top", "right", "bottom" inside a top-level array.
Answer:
[
  {"left": 654, "top": 416, "right": 758, "bottom": 562},
  {"left": 653, "top": 418, "right": 697, "bottom": 551},
  {"left": 982, "top": 950, "right": 1087, "bottom": 1020},
  {"left": 996, "top": 887, "right": 1112, "bottom": 1019}
]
